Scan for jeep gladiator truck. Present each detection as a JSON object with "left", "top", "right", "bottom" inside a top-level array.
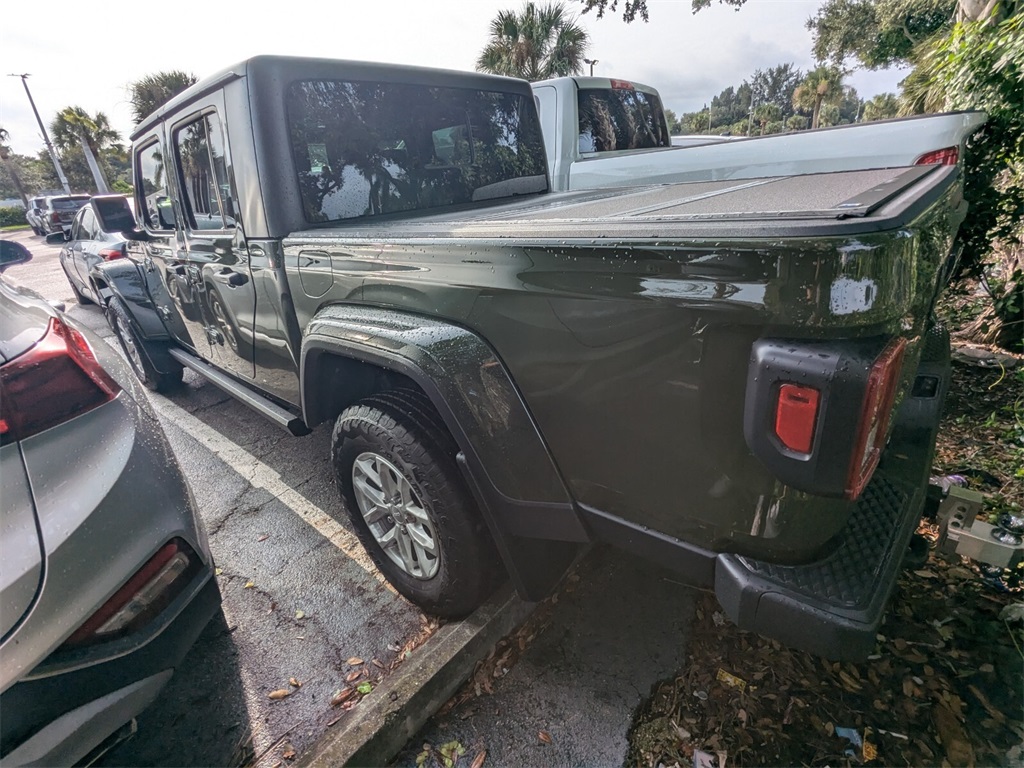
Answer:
[
  {"left": 532, "top": 75, "right": 986, "bottom": 192},
  {"left": 87, "top": 55, "right": 966, "bottom": 660}
]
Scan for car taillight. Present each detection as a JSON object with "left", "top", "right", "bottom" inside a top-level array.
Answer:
[
  {"left": 915, "top": 146, "right": 959, "bottom": 165},
  {"left": 62, "top": 539, "right": 201, "bottom": 648},
  {"left": 845, "top": 338, "right": 907, "bottom": 499},
  {"left": 0, "top": 316, "right": 121, "bottom": 445},
  {"left": 610, "top": 79, "right": 635, "bottom": 90},
  {"left": 99, "top": 246, "right": 124, "bottom": 261},
  {"left": 774, "top": 384, "right": 820, "bottom": 455},
  {"left": 50, "top": 212, "right": 61, "bottom": 223}
]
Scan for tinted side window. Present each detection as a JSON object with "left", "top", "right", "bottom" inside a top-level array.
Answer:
[
  {"left": 577, "top": 88, "right": 670, "bottom": 153},
  {"left": 174, "top": 113, "right": 235, "bottom": 231},
  {"left": 286, "top": 80, "right": 548, "bottom": 223},
  {"left": 79, "top": 208, "right": 98, "bottom": 240},
  {"left": 137, "top": 141, "right": 176, "bottom": 230}
]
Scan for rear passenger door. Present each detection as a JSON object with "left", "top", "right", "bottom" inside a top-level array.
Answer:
[{"left": 171, "top": 106, "right": 255, "bottom": 380}]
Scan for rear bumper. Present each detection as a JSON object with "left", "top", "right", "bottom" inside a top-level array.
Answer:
[
  {"left": 0, "top": 574, "right": 221, "bottom": 765},
  {"left": 714, "top": 470, "right": 924, "bottom": 660}
]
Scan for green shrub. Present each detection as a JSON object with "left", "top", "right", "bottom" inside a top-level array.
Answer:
[{"left": 0, "top": 206, "right": 28, "bottom": 228}]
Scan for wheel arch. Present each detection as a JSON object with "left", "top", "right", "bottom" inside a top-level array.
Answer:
[
  {"left": 302, "top": 305, "right": 588, "bottom": 600},
  {"left": 91, "top": 260, "right": 172, "bottom": 342}
]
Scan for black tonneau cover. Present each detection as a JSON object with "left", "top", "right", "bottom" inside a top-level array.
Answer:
[{"left": 293, "top": 165, "right": 956, "bottom": 241}]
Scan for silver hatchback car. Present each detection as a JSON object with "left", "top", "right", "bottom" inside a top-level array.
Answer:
[{"left": 0, "top": 240, "right": 220, "bottom": 766}]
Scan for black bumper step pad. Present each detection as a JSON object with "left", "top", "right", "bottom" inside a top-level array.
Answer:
[{"left": 715, "top": 472, "right": 923, "bottom": 660}]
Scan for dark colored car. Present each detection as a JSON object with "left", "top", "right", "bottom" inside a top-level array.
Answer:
[
  {"left": 0, "top": 239, "right": 221, "bottom": 766},
  {"left": 50, "top": 202, "right": 128, "bottom": 305},
  {"left": 39, "top": 194, "right": 91, "bottom": 235}
]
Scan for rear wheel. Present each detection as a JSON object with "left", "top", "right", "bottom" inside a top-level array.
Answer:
[
  {"left": 107, "top": 297, "right": 183, "bottom": 392},
  {"left": 331, "top": 389, "right": 503, "bottom": 617}
]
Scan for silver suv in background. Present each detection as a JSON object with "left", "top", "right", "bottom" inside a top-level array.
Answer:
[
  {"left": 38, "top": 194, "right": 91, "bottom": 235},
  {"left": 0, "top": 240, "right": 221, "bottom": 766},
  {"left": 24, "top": 197, "right": 48, "bottom": 236}
]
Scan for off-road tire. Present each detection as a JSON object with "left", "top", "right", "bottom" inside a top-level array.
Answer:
[
  {"left": 107, "top": 296, "right": 183, "bottom": 393},
  {"left": 331, "top": 389, "right": 503, "bottom": 617}
]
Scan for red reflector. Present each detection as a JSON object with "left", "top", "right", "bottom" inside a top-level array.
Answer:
[
  {"left": 0, "top": 317, "right": 120, "bottom": 444},
  {"left": 846, "top": 338, "right": 907, "bottom": 499},
  {"left": 774, "top": 384, "right": 820, "bottom": 454},
  {"left": 610, "top": 79, "right": 635, "bottom": 90},
  {"left": 915, "top": 146, "right": 958, "bottom": 165},
  {"left": 99, "top": 247, "right": 124, "bottom": 261}
]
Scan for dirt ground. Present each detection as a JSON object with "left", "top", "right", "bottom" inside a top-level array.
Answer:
[{"left": 626, "top": 302, "right": 1024, "bottom": 768}]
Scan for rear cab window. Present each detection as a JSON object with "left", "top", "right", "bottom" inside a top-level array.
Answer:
[
  {"left": 577, "top": 85, "right": 670, "bottom": 154},
  {"left": 173, "top": 112, "right": 236, "bottom": 232},
  {"left": 285, "top": 80, "right": 548, "bottom": 224}
]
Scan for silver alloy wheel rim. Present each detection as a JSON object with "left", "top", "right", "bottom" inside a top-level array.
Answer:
[
  {"left": 352, "top": 452, "right": 440, "bottom": 580},
  {"left": 115, "top": 315, "right": 145, "bottom": 376}
]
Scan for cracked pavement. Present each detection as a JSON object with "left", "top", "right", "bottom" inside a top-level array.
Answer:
[{"left": 395, "top": 546, "right": 696, "bottom": 767}]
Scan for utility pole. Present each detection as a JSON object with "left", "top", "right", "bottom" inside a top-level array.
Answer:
[
  {"left": 9, "top": 73, "right": 71, "bottom": 195},
  {"left": 584, "top": 58, "right": 599, "bottom": 77}
]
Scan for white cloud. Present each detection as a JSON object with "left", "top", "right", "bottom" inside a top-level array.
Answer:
[{"left": 1, "top": 0, "right": 907, "bottom": 159}]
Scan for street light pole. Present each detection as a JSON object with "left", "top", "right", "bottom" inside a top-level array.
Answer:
[
  {"left": 584, "top": 58, "right": 599, "bottom": 76},
  {"left": 9, "top": 73, "right": 71, "bottom": 195}
]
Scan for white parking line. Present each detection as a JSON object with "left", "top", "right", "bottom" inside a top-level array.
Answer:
[{"left": 149, "top": 395, "right": 391, "bottom": 587}]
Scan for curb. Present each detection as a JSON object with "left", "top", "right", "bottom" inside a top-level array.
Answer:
[{"left": 297, "top": 586, "right": 535, "bottom": 768}]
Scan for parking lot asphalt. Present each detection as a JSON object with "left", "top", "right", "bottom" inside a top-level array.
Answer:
[{"left": 3, "top": 228, "right": 701, "bottom": 768}]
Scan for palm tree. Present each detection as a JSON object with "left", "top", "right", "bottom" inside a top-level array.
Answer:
[
  {"left": 477, "top": 2, "right": 590, "bottom": 81},
  {"left": 862, "top": 93, "right": 900, "bottom": 122},
  {"left": 51, "top": 107, "right": 121, "bottom": 194},
  {"left": 128, "top": 71, "right": 197, "bottom": 125},
  {"left": 792, "top": 67, "right": 845, "bottom": 129}
]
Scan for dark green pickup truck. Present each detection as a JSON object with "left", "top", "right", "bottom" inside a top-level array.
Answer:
[{"left": 85, "top": 55, "right": 969, "bottom": 660}]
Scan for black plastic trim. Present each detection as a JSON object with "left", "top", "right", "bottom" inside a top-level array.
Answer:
[{"left": 714, "top": 470, "right": 924, "bottom": 661}]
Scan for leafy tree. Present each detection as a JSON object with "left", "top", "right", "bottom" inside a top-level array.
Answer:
[
  {"left": 128, "top": 70, "right": 198, "bottom": 125},
  {"left": 478, "top": 2, "right": 590, "bottom": 80},
  {"left": 0, "top": 127, "right": 29, "bottom": 205},
  {"left": 753, "top": 103, "right": 783, "bottom": 134},
  {"left": 792, "top": 67, "right": 845, "bottom": 128},
  {"left": 862, "top": 92, "right": 900, "bottom": 120},
  {"left": 578, "top": 0, "right": 748, "bottom": 21},
  {"left": 748, "top": 64, "right": 804, "bottom": 120},
  {"left": 807, "top": 0, "right": 955, "bottom": 69},
  {"left": 907, "top": 9, "right": 1024, "bottom": 349},
  {"left": 786, "top": 114, "right": 810, "bottom": 131},
  {"left": 663, "top": 108, "right": 683, "bottom": 134}
]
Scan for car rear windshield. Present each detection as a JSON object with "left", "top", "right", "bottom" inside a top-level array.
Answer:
[
  {"left": 50, "top": 196, "right": 90, "bottom": 210},
  {"left": 286, "top": 80, "right": 548, "bottom": 224},
  {"left": 577, "top": 87, "right": 670, "bottom": 153}
]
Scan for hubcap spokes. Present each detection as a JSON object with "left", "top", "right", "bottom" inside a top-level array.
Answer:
[{"left": 352, "top": 452, "right": 439, "bottom": 579}]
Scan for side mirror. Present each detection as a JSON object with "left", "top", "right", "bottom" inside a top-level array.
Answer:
[
  {"left": 91, "top": 195, "right": 149, "bottom": 240},
  {"left": 45, "top": 231, "right": 68, "bottom": 245},
  {"left": 0, "top": 240, "right": 33, "bottom": 272}
]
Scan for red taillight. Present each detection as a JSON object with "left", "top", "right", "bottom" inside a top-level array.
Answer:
[
  {"left": 846, "top": 338, "right": 907, "bottom": 499},
  {"left": 0, "top": 316, "right": 120, "bottom": 445},
  {"left": 774, "top": 384, "right": 820, "bottom": 454},
  {"left": 62, "top": 539, "right": 198, "bottom": 648},
  {"left": 99, "top": 246, "right": 124, "bottom": 261},
  {"left": 915, "top": 146, "right": 959, "bottom": 166},
  {"left": 50, "top": 212, "right": 61, "bottom": 223},
  {"left": 610, "top": 79, "right": 635, "bottom": 90}
]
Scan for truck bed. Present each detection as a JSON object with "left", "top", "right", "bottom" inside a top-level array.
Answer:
[{"left": 293, "top": 165, "right": 958, "bottom": 241}]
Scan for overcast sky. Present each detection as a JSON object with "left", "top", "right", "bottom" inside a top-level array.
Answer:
[{"left": 1, "top": 0, "right": 908, "bottom": 157}]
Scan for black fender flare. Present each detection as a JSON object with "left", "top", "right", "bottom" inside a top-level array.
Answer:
[
  {"left": 91, "top": 260, "right": 171, "bottom": 341},
  {"left": 301, "top": 305, "right": 588, "bottom": 600},
  {"left": 92, "top": 260, "right": 179, "bottom": 375}
]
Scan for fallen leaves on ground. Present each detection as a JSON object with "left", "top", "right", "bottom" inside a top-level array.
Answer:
[
  {"left": 267, "top": 689, "right": 292, "bottom": 701},
  {"left": 627, "top": 353, "right": 1024, "bottom": 767}
]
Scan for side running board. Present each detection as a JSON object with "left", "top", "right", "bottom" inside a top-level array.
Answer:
[{"left": 168, "top": 348, "right": 309, "bottom": 436}]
